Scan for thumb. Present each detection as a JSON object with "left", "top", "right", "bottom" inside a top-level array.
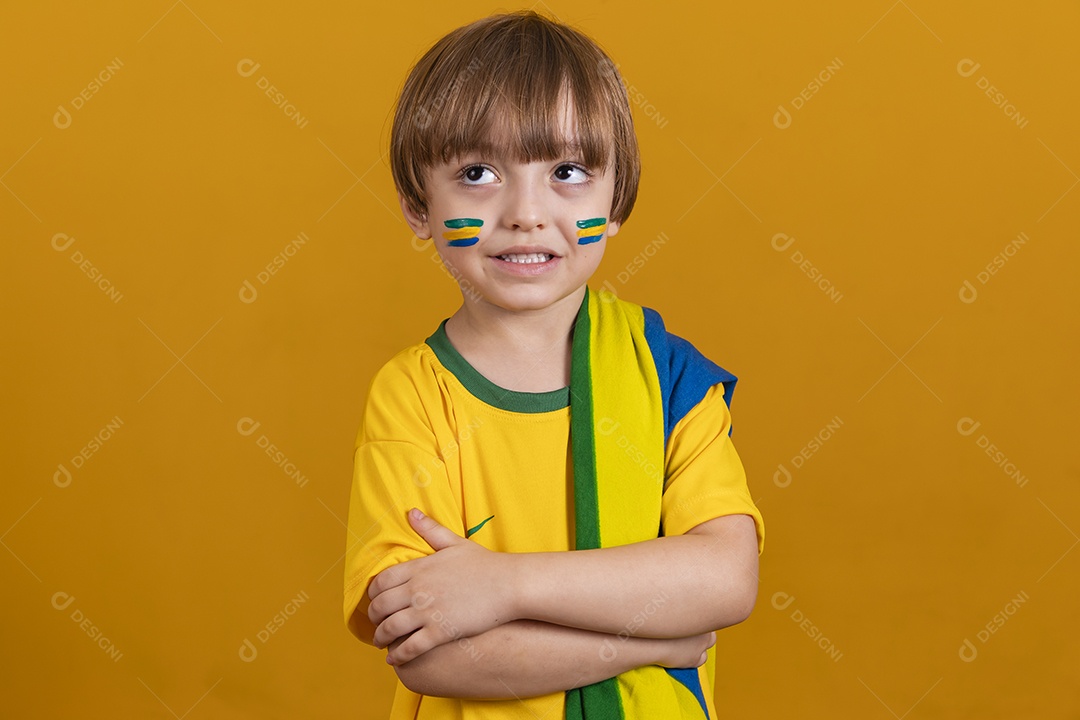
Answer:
[{"left": 408, "top": 508, "right": 462, "bottom": 551}]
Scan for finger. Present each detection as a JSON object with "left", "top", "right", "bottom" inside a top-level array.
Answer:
[
  {"left": 385, "top": 635, "right": 407, "bottom": 662},
  {"left": 373, "top": 609, "right": 422, "bottom": 651},
  {"left": 368, "top": 561, "right": 415, "bottom": 601},
  {"left": 369, "top": 583, "right": 425, "bottom": 627},
  {"left": 388, "top": 627, "right": 446, "bottom": 666},
  {"left": 697, "top": 632, "right": 716, "bottom": 667},
  {"left": 407, "top": 508, "right": 463, "bottom": 551},
  {"left": 368, "top": 569, "right": 388, "bottom": 601}
]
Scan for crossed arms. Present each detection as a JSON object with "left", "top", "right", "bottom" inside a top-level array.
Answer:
[{"left": 361, "top": 507, "right": 760, "bottom": 699}]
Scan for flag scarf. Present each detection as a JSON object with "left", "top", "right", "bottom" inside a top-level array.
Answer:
[{"left": 563, "top": 287, "right": 736, "bottom": 719}]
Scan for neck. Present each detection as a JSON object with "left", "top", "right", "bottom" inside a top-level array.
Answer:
[{"left": 444, "top": 286, "right": 587, "bottom": 391}]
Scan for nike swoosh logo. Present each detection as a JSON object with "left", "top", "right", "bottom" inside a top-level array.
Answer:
[{"left": 466, "top": 515, "right": 495, "bottom": 538}]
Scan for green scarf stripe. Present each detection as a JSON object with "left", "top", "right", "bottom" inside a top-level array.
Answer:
[
  {"left": 569, "top": 288, "right": 601, "bottom": 551},
  {"left": 568, "top": 682, "right": 624, "bottom": 720},
  {"left": 567, "top": 690, "right": 584, "bottom": 720},
  {"left": 578, "top": 682, "right": 622, "bottom": 720},
  {"left": 565, "top": 288, "right": 626, "bottom": 719}
]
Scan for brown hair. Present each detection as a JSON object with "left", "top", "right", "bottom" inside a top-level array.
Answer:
[{"left": 391, "top": 11, "right": 640, "bottom": 225}]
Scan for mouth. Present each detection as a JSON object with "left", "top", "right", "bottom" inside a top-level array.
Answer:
[{"left": 494, "top": 252, "right": 556, "bottom": 264}]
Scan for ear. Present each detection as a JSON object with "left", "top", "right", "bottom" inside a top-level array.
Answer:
[
  {"left": 399, "top": 195, "right": 432, "bottom": 239},
  {"left": 606, "top": 218, "right": 622, "bottom": 240}
]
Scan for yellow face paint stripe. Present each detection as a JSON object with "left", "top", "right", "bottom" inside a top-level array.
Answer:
[{"left": 443, "top": 227, "right": 481, "bottom": 241}]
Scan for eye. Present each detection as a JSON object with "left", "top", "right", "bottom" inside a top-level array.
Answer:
[
  {"left": 460, "top": 165, "right": 497, "bottom": 185},
  {"left": 553, "top": 163, "right": 591, "bottom": 185}
]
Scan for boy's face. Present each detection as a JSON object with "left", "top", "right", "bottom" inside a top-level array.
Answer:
[{"left": 400, "top": 105, "right": 620, "bottom": 315}]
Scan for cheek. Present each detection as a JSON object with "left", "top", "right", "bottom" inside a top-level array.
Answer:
[
  {"left": 441, "top": 217, "right": 484, "bottom": 248},
  {"left": 432, "top": 247, "right": 471, "bottom": 282}
]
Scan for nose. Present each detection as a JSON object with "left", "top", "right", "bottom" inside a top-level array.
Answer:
[{"left": 503, "top": 174, "right": 547, "bottom": 232}]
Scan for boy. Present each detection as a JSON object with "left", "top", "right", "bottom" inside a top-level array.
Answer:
[{"left": 344, "top": 10, "right": 764, "bottom": 719}]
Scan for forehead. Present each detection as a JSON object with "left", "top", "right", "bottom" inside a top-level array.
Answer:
[
  {"left": 429, "top": 84, "right": 612, "bottom": 173},
  {"left": 448, "top": 93, "right": 583, "bottom": 161}
]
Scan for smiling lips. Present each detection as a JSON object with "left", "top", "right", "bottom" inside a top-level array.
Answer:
[
  {"left": 490, "top": 249, "right": 560, "bottom": 274},
  {"left": 497, "top": 252, "right": 554, "bottom": 264}
]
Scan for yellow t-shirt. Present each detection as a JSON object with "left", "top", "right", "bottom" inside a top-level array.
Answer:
[{"left": 344, "top": 317, "right": 764, "bottom": 719}]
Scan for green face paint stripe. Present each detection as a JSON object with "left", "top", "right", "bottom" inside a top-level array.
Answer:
[
  {"left": 575, "top": 217, "right": 606, "bottom": 229},
  {"left": 465, "top": 514, "right": 495, "bottom": 537},
  {"left": 444, "top": 218, "right": 484, "bottom": 229}
]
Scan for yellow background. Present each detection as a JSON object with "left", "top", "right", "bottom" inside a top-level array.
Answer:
[{"left": 3, "top": 1, "right": 1077, "bottom": 717}]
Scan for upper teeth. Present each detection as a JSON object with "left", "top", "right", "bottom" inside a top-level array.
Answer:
[{"left": 499, "top": 253, "right": 551, "bottom": 264}]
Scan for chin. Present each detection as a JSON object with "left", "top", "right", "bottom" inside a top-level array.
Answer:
[{"left": 484, "top": 285, "right": 579, "bottom": 313}]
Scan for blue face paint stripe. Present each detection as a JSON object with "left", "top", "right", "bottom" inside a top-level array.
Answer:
[{"left": 447, "top": 237, "right": 479, "bottom": 247}]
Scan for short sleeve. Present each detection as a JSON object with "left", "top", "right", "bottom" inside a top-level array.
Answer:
[
  {"left": 660, "top": 383, "right": 764, "bottom": 553},
  {"left": 343, "top": 354, "right": 466, "bottom": 646}
]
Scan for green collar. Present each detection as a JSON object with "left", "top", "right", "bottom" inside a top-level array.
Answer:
[{"left": 425, "top": 319, "right": 570, "bottom": 413}]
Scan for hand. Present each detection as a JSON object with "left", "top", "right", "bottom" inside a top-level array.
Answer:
[
  {"left": 655, "top": 631, "right": 716, "bottom": 669},
  {"left": 367, "top": 509, "right": 516, "bottom": 665}
]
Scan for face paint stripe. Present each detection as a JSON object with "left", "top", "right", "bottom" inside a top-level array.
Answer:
[
  {"left": 576, "top": 226, "right": 607, "bottom": 238},
  {"left": 443, "top": 227, "right": 481, "bottom": 241},
  {"left": 444, "top": 218, "right": 484, "bottom": 229},
  {"left": 576, "top": 217, "right": 606, "bottom": 229},
  {"left": 577, "top": 234, "right": 603, "bottom": 245},
  {"left": 446, "top": 237, "right": 479, "bottom": 247}
]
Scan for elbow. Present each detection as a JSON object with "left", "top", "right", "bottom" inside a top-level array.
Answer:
[
  {"left": 394, "top": 660, "right": 432, "bottom": 696},
  {"left": 734, "top": 562, "right": 760, "bottom": 623},
  {"left": 733, "top": 576, "right": 758, "bottom": 624},
  {"left": 396, "top": 659, "right": 488, "bottom": 699},
  {"left": 394, "top": 666, "right": 421, "bottom": 694},
  {"left": 714, "top": 565, "right": 758, "bottom": 629},
  {"left": 690, "top": 513, "right": 761, "bottom": 629},
  {"left": 394, "top": 652, "right": 460, "bottom": 698},
  {"left": 729, "top": 537, "right": 760, "bottom": 625}
]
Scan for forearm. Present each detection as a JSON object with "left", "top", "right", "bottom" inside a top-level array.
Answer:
[
  {"left": 393, "top": 619, "right": 665, "bottom": 699},
  {"left": 512, "top": 515, "right": 759, "bottom": 638}
]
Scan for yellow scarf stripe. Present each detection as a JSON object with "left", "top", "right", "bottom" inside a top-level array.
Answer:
[{"left": 589, "top": 288, "right": 665, "bottom": 548}]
